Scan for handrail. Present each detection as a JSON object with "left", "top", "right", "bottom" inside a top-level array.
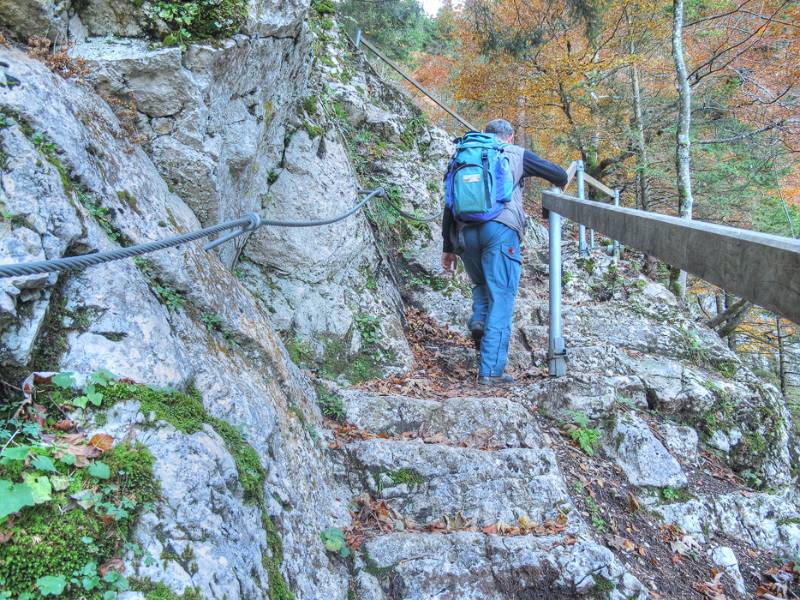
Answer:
[
  {"left": 564, "top": 161, "right": 578, "bottom": 186},
  {"left": 350, "top": 31, "right": 477, "bottom": 133},
  {"left": 543, "top": 189, "right": 800, "bottom": 325},
  {"left": 582, "top": 172, "right": 615, "bottom": 198}
]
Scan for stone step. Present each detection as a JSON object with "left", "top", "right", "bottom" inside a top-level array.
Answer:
[
  {"left": 355, "top": 532, "right": 647, "bottom": 600},
  {"left": 346, "top": 439, "right": 580, "bottom": 528},
  {"left": 339, "top": 390, "right": 544, "bottom": 449}
]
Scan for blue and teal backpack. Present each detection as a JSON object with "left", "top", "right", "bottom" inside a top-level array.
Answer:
[{"left": 444, "top": 131, "right": 515, "bottom": 222}]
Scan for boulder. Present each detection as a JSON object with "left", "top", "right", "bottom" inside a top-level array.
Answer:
[{"left": 602, "top": 413, "right": 687, "bottom": 488}]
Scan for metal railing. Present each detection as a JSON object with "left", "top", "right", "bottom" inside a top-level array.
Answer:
[
  {"left": 561, "top": 159, "right": 621, "bottom": 257},
  {"left": 351, "top": 31, "right": 476, "bottom": 133},
  {"left": 543, "top": 186, "right": 800, "bottom": 377}
]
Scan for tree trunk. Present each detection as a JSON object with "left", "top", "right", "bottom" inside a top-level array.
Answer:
[
  {"left": 672, "top": 0, "right": 694, "bottom": 298},
  {"left": 628, "top": 14, "right": 650, "bottom": 211},
  {"left": 777, "top": 316, "right": 787, "bottom": 396}
]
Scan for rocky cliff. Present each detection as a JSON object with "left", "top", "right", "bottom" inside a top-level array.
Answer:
[{"left": 0, "top": 3, "right": 798, "bottom": 599}]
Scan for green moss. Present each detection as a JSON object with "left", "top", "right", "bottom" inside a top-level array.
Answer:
[
  {"left": 133, "top": 580, "right": 202, "bottom": 600},
  {"left": 302, "top": 121, "right": 324, "bottom": 139},
  {"left": 0, "top": 442, "right": 157, "bottom": 596},
  {"left": 592, "top": 574, "right": 615, "bottom": 595},
  {"left": 0, "top": 506, "right": 111, "bottom": 594},
  {"left": 285, "top": 336, "right": 313, "bottom": 367},
  {"left": 302, "top": 96, "right": 318, "bottom": 117},
  {"left": 262, "top": 513, "right": 294, "bottom": 600},
  {"left": 208, "top": 417, "right": 265, "bottom": 505},
  {"left": 103, "top": 382, "right": 207, "bottom": 433},
  {"left": 103, "top": 382, "right": 264, "bottom": 504},
  {"left": 715, "top": 360, "right": 738, "bottom": 379},
  {"left": 116, "top": 190, "right": 140, "bottom": 215},
  {"left": 27, "top": 281, "right": 73, "bottom": 372},
  {"left": 374, "top": 467, "right": 424, "bottom": 493},
  {"left": 312, "top": 0, "right": 335, "bottom": 15},
  {"left": 106, "top": 441, "right": 160, "bottom": 507},
  {"left": 101, "top": 381, "right": 294, "bottom": 598}
]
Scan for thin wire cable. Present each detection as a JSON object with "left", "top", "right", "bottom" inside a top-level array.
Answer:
[
  {"left": 0, "top": 188, "right": 386, "bottom": 279},
  {"left": 384, "top": 199, "right": 443, "bottom": 222}
]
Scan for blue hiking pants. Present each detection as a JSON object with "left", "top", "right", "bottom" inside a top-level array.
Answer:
[{"left": 458, "top": 221, "right": 522, "bottom": 377}]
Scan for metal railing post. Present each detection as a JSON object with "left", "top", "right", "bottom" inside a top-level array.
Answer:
[
  {"left": 355, "top": 29, "right": 362, "bottom": 48},
  {"left": 548, "top": 189, "right": 567, "bottom": 377},
  {"left": 577, "top": 160, "right": 587, "bottom": 256},
  {"left": 612, "top": 189, "right": 620, "bottom": 258}
]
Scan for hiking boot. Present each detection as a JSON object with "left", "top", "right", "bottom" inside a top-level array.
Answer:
[
  {"left": 476, "top": 374, "right": 515, "bottom": 387},
  {"left": 468, "top": 320, "right": 484, "bottom": 352}
]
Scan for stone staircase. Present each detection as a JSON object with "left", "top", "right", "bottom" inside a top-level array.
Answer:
[{"left": 330, "top": 389, "right": 649, "bottom": 599}]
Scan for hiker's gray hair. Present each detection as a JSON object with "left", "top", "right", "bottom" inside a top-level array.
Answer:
[{"left": 484, "top": 119, "right": 514, "bottom": 139}]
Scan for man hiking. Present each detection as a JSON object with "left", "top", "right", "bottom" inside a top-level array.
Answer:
[{"left": 441, "top": 119, "right": 568, "bottom": 386}]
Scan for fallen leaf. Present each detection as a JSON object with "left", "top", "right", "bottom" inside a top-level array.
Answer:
[
  {"left": 99, "top": 558, "right": 125, "bottom": 577},
  {"left": 627, "top": 491, "right": 641, "bottom": 512},
  {"left": 89, "top": 433, "right": 114, "bottom": 452},
  {"left": 53, "top": 420, "right": 74, "bottom": 431}
]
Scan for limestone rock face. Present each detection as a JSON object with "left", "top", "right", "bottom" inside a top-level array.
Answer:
[
  {"left": 602, "top": 412, "right": 687, "bottom": 488},
  {"left": 654, "top": 488, "right": 800, "bottom": 557},
  {"left": 362, "top": 533, "right": 648, "bottom": 600},
  {"left": 0, "top": 47, "right": 350, "bottom": 599},
  {"left": 0, "top": 0, "right": 70, "bottom": 41}
]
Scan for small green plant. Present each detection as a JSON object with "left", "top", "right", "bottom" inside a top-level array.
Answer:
[
  {"left": 77, "top": 190, "right": 121, "bottom": 243},
  {"left": 592, "top": 574, "right": 615, "bottom": 594},
  {"left": 317, "top": 388, "right": 346, "bottom": 422},
  {"left": 354, "top": 315, "right": 381, "bottom": 346},
  {"left": 302, "top": 96, "right": 318, "bottom": 117},
  {"left": 312, "top": 0, "right": 335, "bottom": 15},
  {"left": 148, "top": 0, "right": 246, "bottom": 49},
  {"left": 615, "top": 396, "right": 637, "bottom": 410},
  {"left": 285, "top": 337, "right": 313, "bottom": 367},
  {"left": 679, "top": 326, "right": 709, "bottom": 365},
  {"left": 320, "top": 527, "right": 350, "bottom": 557},
  {"left": 659, "top": 487, "right": 683, "bottom": 502},
  {"left": 302, "top": 121, "right": 323, "bottom": 139},
  {"left": 134, "top": 258, "right": 186, "bottom": 311},
  {"left": 267, "top": 170, "right": 279, "bottom": 185},
  {"left": 201, "top": 313, "right": 236, "bottom": 344},
  {"left": 375, "top": 467, "right": 424, "bottom": 493},
  {"left": 571, "top": 481, "right": 607, "bottom": 532},
  {"left": 585, "top": 496, "right": 608, "bottom": 532},
  {"left": 566, "top": 411, "right": 600, "bottom": 456},
  {"left": 591, "top": 262, "right": 624, "bottom": 301},
  {"left": 578, "top": 257, "right": 595, "bottom": 276},
  {"left": 30, "top": 130, "right": 56, "bottom": 155}
]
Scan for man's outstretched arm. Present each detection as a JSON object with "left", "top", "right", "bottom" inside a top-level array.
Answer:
[{"left": 523, "top": 150, "right": 569, "bottom": 187}]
